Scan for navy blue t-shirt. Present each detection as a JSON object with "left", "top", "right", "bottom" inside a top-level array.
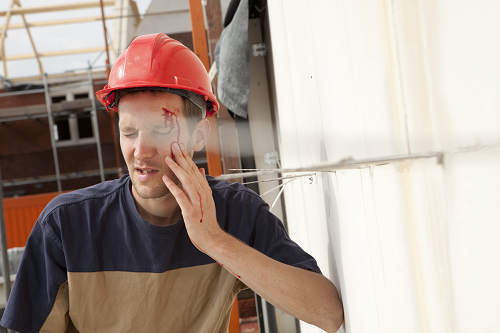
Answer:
[{"left": 1, "top": 174, "right": 320, "bottom": 333}]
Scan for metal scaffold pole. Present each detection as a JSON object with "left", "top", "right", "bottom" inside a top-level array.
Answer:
[
  {"left": 42, "top": 73, "right": 62, "bottom": 192},
  {"left": 88, "top": 64, "right": 105, "bottom": 183},
  {"left": 0, "top": 164, "right": 12, "bottom": 306}
]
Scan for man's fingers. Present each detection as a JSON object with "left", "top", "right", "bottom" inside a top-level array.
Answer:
[
  {"left": 177, "top": 143, "right": 211, "bottom": 191},
  {"left": 162, "top": 174, "right": 193, "bottom": 212},
  {"left": 175, "top": 143, "right": 211, "bottom": 192},
  {"left": 165, "top": 156, "right": 207, "bottom": 227},
  {"left": 171, "top": 143, "right": 198, "bottom": 183},
  {"left": 165, "top": 155, "right": 199, "bottom": 204}
]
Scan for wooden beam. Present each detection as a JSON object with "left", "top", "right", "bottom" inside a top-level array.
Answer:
[
  {"left": 205, "top": 0, "right": 224, "bottom": 65},
  {"left": 5, "top": 10, "right": 185, "bottom": 30},
  {"left": 188, "top": 0, "right": 210, "bottom": 71},
  {"left": 6, "top": 15, "right": 116, "bottom": 29},
  {"left": 20, "top": 13, "right": 43, "bottom": 74},
  {"left": 0, "top": 0, "right": 16, "bottom": 77},
  {"left": 0, "top": 1, "right": 115, "bottom": 17},
  {"left": 189, "top": 0, "right": 223, "bottom": 177},
  {"left": 13, "top": 0, "right": 42, "bottom": 73},
  {"left": 8, "top": 69, "right": 107, "bottom": 83},
  {"left": 99, "top": 0, "right": 111, "bottom": 78},
  {"left": 6, "top": 46, "right": 106, "bottom": 61}
]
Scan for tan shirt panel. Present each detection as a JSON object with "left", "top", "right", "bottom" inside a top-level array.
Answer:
[
  {"left": 39, "top": 282, "right": 70, "bottom": 333},
  {"left": 66, "top": 263, "right": 243, "bottom": 333}
]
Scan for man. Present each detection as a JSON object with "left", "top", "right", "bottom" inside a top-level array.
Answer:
[{"left": 1, "top": 33, "right": 343, "bottom": 332}]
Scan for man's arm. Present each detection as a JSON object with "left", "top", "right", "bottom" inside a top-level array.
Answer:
[
  {"left": 1, "top": 220, "right": 69, "bottom": 333},
  {"left": 204, "top": 228, "right": 343, "bottom": 332},
  {"left": 163, "top": 143, "right": 344, "bottom": 332}
]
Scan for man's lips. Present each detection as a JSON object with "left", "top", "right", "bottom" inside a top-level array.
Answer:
[
  {"left": 136, "top": 167, "right": 158, "bottom": 174},
  {"left": 135, "top": 167, "right": 160, "bottom": 181}
]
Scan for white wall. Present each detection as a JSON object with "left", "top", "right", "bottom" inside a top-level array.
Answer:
[
  {"left": 134, "top": 0, "right": 192, "bottom": 37},
  {"left": 113, "top": 0, "right": 139, "bottom": 58},
  {"left": 266, "top": 1, "right": 500, "bottom": 332}
]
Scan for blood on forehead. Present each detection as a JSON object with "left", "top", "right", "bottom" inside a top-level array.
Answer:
[{"left": 162, "top": 107, "right": 181, "bottom": 144}]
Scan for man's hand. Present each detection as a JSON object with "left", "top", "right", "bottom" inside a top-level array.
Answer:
[
  {"left": 162, "top": 142, "right": 224, "bottom": 253},
  {"left": 163, "top": 142, "right": 344, "bottom": 332}
]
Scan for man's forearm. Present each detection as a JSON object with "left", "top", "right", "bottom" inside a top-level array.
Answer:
[
  {"left": 163, "top": 146, "right": 344, "bottom": 331},
  {"left": 206, "top": 232, "right": 344, "bottom": 332}
]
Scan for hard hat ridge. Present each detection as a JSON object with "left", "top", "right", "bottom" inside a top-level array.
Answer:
[
  {"left": 110, "top": 86, "right": 209, "bottom": 118},
  {"left": 96, "top": 33, "right": 219, "bottom": 117}
]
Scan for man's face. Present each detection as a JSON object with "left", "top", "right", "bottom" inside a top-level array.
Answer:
[{"left": 118, "top": 91, "right": 194, "bottom": 200}]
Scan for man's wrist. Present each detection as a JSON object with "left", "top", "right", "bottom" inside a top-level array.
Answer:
[{"left": 202, "top": 229, "right": 235, "bottom": 261}]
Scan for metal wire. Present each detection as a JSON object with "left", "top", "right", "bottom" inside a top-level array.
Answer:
[
  {"left": 270, "top": 183, "right": 287, "bottom": 212},
  {"left": 260, "top": 176, "right": 303, "bottom": 197},
  {"left": 241, "top": 173, "right": 315, "bottom": 185},
  {"left": 217, "top": 152, "right": 442, "bottom": 180}
]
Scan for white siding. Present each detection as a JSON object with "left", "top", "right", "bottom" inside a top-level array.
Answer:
[
  {"left": 266, "top": 1, "right": 500, "bottom": 332},
  {"left": 134, "top": 0, "right": 192, "bottom": 37}
]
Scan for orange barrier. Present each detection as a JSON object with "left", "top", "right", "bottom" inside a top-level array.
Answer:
[
  {"left": 3, "top": 191, "right": 246, "bottom": 332},
  {"left": 188, "top": 0, "right": 223, "bottom": 178},
  {"left": 2, "top": 191, "right": 66, "bottom": 248},
  {"left": 228, "top": 297, "right": 241, "bottom": 333}
]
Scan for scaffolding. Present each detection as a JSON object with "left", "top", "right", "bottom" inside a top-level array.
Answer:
[
  {"left": 0, "top": 65, "right": 118, "bottom": 191},
  {"left": 0, "top": 66, "right": 117, "bottom": 315}
]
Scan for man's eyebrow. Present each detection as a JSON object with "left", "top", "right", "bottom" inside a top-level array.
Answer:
[
  {"left": 162, "top": 107, "right": 179, "bottom": 115},
  {"left": 119, "top": 125, "right": 135, "bottom": 131}
]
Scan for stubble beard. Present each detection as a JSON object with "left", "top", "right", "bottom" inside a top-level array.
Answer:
[
  {"left": 131, "top": 173, "right": 179, "bottom": 200},
  {"left": 130, "top": 140, "right": 193, "bottom": 200}
]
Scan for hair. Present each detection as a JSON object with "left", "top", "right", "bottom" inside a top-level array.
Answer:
[
  {"left": 117, "top": 89, "right": 203, "bottom": 134},
  {"left": 181, "top": 96, "right": 203, "bottom": 133}
]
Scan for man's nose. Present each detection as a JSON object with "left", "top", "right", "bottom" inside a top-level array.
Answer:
[{"left": 134, "top": 133, "right": 155, "bottom": 160}]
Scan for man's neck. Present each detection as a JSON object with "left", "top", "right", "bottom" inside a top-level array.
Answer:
[{"left": 131, "top": 185, "right": 182, "bottom": 226}]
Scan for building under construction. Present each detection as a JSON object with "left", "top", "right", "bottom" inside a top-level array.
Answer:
[{"left": 1, "top": 0, "right": 499, "bottom": 333}]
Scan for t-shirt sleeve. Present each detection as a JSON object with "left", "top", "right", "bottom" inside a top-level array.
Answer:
[
  {"left": 249, "top": 203, "right": 322, "bottom": 274},
  {"left": 0, "top": 217, "right": 69, "bottom": 333}
]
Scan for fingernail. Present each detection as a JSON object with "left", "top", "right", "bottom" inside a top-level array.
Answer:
[
  {"left": 179, "top": 143, "right": 185, "bottom": 151},
  {"left": 166, "top": 156, "right": 173, "bottom": 163},
  {"left": 173, "top": 142, "right": 180, "bottom": 150}
]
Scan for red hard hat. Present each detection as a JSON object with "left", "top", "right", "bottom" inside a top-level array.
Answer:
[{"left": 95, "top": 33, "right": 219, "bottom": 117}]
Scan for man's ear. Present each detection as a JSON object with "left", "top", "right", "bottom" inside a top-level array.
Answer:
[{"left": 191, "top": 118, "right": 210, "bottom": 152}]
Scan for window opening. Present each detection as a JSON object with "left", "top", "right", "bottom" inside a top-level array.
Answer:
[
  {"left": 54, "top": 116, "right": 71, "bottom": 141},
  {"left": 74, "top": 93, "right": 89, "bottom": 100},
  {"left": 53, "top": 111, "right": 95, "bottom": 146},
  {"left": 77, "top": 112, "right": 94, "bottom": 138},
  {"left": 51, "top": 95, "right": 66, "bottom": 103}
]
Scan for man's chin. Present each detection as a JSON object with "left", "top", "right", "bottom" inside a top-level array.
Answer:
[{"left": 131, "top": 182, "right": 170, "bottom": 200}]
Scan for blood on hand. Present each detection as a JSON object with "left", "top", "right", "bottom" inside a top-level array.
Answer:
[{"left": 164, "top": 108, "right": 238, "bottom": 276}]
